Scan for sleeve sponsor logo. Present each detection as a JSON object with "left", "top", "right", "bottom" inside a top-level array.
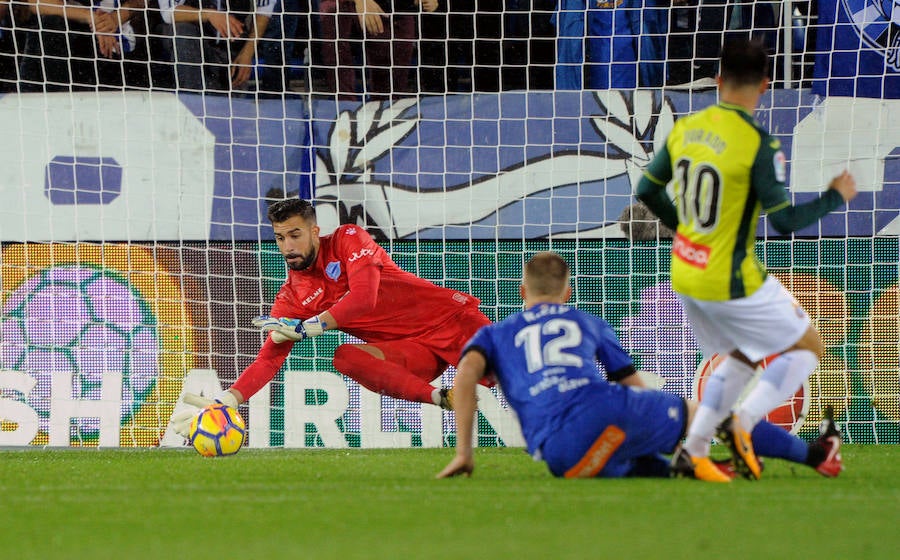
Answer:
[
  {"left": 452, "top": 292, "right": 469, "bottom": 304},
  {"left": 347, "top": 249, "right": 375, "bottom": 263}
]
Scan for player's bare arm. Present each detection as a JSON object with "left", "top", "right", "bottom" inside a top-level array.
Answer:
[{"left": 436, "top": 351, "right": 486, "bottom": 478}]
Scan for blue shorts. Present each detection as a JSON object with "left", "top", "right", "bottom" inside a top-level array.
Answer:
[{"left": 539, "top": 385, "right": 687, "bottom": 478}]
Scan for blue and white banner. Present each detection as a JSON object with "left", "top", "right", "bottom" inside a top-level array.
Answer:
[
  {"left": 310, "top": 91, "right": 900, "bottom": 240},
  {"left": 1, "top": 90, "right": 898, "bottom": 242},
  {"left": 812, "top": 0, "right": 900, "bottom": 98}
]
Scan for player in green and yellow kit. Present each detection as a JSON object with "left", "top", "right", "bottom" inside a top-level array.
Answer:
[{"left": 636, "top": 39, "right": 856, "bottom": 482}]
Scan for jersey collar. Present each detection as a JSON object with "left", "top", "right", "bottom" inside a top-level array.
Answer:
[{"left": 718, "top": 101, "right": 753, "bottom": 116}]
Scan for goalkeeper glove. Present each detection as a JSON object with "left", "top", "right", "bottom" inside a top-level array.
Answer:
[
  {"left": 170, "top": 391, "right": 239, "bottom": 439},
  {"left": 252, "top": 315, "right": 325, "bottom": 343}
]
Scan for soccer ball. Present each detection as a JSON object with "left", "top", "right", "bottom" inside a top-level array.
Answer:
[{"left": 188, "top": 403, "right": 246, "bottom": 457}]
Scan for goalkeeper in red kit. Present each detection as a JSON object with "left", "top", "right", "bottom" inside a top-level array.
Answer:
[{"left": 172, "top": 198, "right": 490, "bottom": 436}]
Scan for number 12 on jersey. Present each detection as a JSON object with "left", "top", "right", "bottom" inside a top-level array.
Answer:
[{"left": 514, "top": 319, "right": 584, "bottom": 373}]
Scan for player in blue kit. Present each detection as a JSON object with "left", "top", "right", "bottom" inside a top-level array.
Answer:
[
  {"left": 437, "top": 251, "right": 691, "bottom": 479},
  {"left": 437, "top": 251, "right": 846, "bottom": 481}
]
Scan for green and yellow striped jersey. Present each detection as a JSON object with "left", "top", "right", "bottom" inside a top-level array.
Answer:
[{"left": 641, "top": 103, "right": 791, "bottom": 301}]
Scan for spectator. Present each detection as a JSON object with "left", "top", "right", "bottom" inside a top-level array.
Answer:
[
  {"left": 18, "top": 0, "right": 152, "bottom": 91},
  {"left": 154, "top": 0, "right": 279, "bottom": 93},
  {"left": 314, "top": 0, "right": 429, "bottom": 99},
  {"left": 555, "top": 0, "right": 667, "bottom": 90}
]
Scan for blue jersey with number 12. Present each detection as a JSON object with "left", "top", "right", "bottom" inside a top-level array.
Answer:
[{"left": 462, "top": 303, "right": 635, "bottom": 456}]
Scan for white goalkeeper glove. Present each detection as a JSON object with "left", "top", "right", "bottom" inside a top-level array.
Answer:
[
  {"left": 170, "top": 391, "right": 240, "bottom": 439},
  {"left": 252, "top": 315, "right": 325, "bottom": 343}
]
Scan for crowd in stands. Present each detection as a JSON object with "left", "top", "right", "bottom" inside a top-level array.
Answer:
[{"left": 0, "top": 0, "right": 807, "bottom": 97}]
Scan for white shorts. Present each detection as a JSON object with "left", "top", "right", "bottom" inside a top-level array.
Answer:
[{"left": 677, "top": 276, "right": 811, "bottom": 363}]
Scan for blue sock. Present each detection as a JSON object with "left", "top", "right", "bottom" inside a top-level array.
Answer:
[{"left": 751, "top": 420, "right": 808, "bottom": 464}]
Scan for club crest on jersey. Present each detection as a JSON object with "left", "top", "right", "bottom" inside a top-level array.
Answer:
[
  {"left": 325, "top": 261, "right": 341, "bottom": 281},
  {"left": 672, "top": 233, "right": 711, "bottom": 269}
]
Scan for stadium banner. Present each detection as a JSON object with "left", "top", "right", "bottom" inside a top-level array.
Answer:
[
  {"left": 1, "top": 240, "right": 897, "bottom": 448},
  {"left": 0, "top": 92, "right": 313, "bottom": 243},
  {"left": 811, "top": 0, "right": 900, "bottom": 99},
  {"left": 310, "top": 90, "right": 900, "bottom": 238},
  {"left": 1, "top": 91, "right": 898, "bottom": 242}
]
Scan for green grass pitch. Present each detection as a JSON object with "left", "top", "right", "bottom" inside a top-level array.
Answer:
[{"left": 2, "top": 445, "right": 898, "bottom": 560}]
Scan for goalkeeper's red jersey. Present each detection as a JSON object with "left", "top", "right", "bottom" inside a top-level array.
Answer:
[
  {"left": 270, "top": 224, "right": 483, "bottom": 343},
  {"left": 232, "top": 224, "right": 489, "bottom": 400}
]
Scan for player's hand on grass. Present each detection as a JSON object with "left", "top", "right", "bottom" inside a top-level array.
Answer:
[
  {"left": 436, "top": 453, "right": 474, "bottom": 479},
  {"left": 252, "top": 315, "right": 325, "bottom": 343},
  {"left": 170, "top": 391, "right": 239, "bottom": 438}
]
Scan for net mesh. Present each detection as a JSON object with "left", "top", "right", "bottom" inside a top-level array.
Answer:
[{"left": 0, "top": 1, "right": 898, "bottom": 447}]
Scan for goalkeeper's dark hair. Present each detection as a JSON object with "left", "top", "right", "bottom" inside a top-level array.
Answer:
[
  {"left": 524, "top": 252, "right": 570, "bottom": 297},
  {"left": 718, "top": 38, "right": 769, "bottom": 87},
  {"left": 267, "top": 198, "right": 317, "bottom": 225}
]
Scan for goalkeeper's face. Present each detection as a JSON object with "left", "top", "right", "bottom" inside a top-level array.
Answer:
[{"left": 273, "top": 215, "right": 320, "bottom": 271}]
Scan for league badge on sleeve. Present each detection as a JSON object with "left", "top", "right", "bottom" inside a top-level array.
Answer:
[{"left": 773, "top": 150, "right": 787, "bottom": 183}]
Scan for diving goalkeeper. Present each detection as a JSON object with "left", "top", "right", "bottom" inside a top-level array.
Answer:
[{"left": 172, "top": 198, "right": 490, "bottom": 437}]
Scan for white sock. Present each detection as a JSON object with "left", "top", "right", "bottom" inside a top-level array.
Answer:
[
  {"left": 684, "top": 356, "right": 756, "bottom": 457},
  {"left": 738, "top": 350, "right": 818, "bottom": 432}
]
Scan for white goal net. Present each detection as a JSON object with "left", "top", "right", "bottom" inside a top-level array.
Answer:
[{"left": 0, "top": 1, "right": 898, "bottom": 448}]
